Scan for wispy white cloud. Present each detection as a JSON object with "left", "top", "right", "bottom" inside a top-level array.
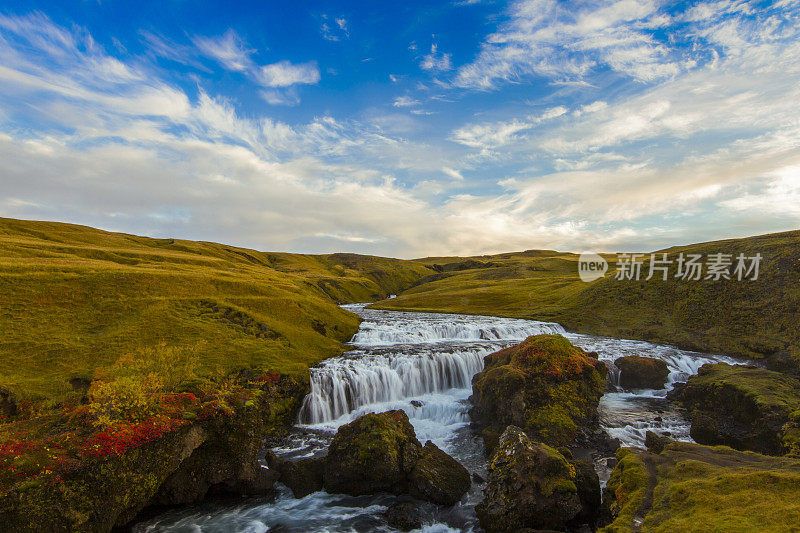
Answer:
[
  {"left": 420, "top": 43, "right": 452, "bottom": 71},
  {"left": 393, "top": 95, "right": 420, "bottom": 107},
  {"left": 453, "top": 0, "right": 685, "bottom": 89},
  {"left": 193, "top": 29, "right": 254, "bottom": 72},
  {"left": 320, "top": 15, "right": 350, "bottom": 41}
]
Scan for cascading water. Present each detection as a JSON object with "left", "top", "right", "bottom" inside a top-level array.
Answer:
[{"left": 135, "top": 304, "right": 742, "bottom": 533}]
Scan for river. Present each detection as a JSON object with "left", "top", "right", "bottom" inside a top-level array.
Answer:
[{"left": 134, "top": 304, "right": 738, "bottom": 532}]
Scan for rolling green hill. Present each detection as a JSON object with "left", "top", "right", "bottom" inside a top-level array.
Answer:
[
  {"left": 0, "top": 217, "right": 431, "bottom": 401},
  {"left": 374, "top": 231, "right": 800, "bottom": 371}
]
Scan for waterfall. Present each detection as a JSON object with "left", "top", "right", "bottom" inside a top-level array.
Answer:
[
  {"left": 350, "top": 317, "right": 566, "bottom": 345},
  {"left": 298, "top": 347, "right": 490, "bottom": 424}
]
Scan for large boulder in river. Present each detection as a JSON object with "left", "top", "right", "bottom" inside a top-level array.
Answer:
[
  {"left": 323, "top": 410, "right": 470, "bottom": 504},
  {"left": 476, "top": 426, "right": 599, "bottom": 532},
  {"left": 676, "top": 363, "right": 800, "bottom": 455},
  {"left": 408, "top": 441, "right": 472, "bottom": 505},
  {"left": 614, "top": 356, "right": 669, "bottom": 390},
  {"left": 471, "top": 334, "right": 607, "bottom": 452}
]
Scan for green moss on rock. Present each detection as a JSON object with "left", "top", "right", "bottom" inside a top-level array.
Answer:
[
  {"left": 600, "top": 441, "right": 800, "bottom": 532},
  {"left": 677, "top": 363, "right": 800, "bottom": 455},
  {"left": 471, "top": 334, "right": 607, "bottom": 451},
  {"left": 476, "top": 425, "right": 599, "bottom": 532}
]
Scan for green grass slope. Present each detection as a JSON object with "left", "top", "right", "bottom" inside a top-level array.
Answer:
[
  {"left": 375, "top": 231, "right": 800, "bottom": 370},
  {"left": 0, "top": 217, "right": 431, "bottom": 401}
]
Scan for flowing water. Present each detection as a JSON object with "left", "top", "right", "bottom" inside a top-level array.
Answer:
[{"left": 134, "top": 304, "right": 740, "bottom": 532}]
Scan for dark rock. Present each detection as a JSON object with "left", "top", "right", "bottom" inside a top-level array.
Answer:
[
  {"left": 476, "top": 426, "right": 591, "bottom": 532},
  {"left": 272, "top": 456, "right": 325, "bottom": 498},
  {"left": 324, "top": 410, "right": 420, "bottom": 496},
  {"left": 385, "top": 501, "right": 423, "bottom": 531},
  {"left": 472, "top": 472, "right": 485, "bottom": 484},
  {"left": 322, "top": 410, "right": 469, "bottom": 506},
  {"left": 0, "top": 385, "right": 18, "bottom": 418},
  {"left": 606, "top": 457, "right": 617, "bottom": 469},
  {"left": 614, "top": 356, "right": 669, "bottom": 390},
  {"left": 410, "top": 400, "right": 424, "bottom": 408},
  {"left": 676, "top": 363, "right": 800, "bottom": 455},
  {"left": 572, "top": 460, "right": 601, "bottom": 527},
  {"left": 471, "top": 335, "right": 607, "bottom": 453},
  {"left": 408, "top": 441, "right": 471, "bottom": 505},
  {"left": 645, "top": 431, "right": 672, "bottom": 454}
]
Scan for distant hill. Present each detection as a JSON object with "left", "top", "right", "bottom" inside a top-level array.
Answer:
[
  {"left": 0, "top": 218, "right": 431, "bottom": 400},
  {"left": 376, "top": 231, "right": 800, "bottom": 372}
]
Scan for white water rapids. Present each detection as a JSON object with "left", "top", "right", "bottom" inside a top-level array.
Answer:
[{"left": 135, "top": 304, "right": 740, "bottom": 532}]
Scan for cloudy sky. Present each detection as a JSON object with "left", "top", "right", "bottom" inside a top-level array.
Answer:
[{"left": 1, "top": 0, "right": 799, "bottom": 257}]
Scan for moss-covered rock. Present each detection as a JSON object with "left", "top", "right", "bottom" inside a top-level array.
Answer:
[
  {"left": 475, "top": 426, "right": 599, "bottom": 532},
  {"left": 322, "top": 410, "right": 470, "bottom": 505},
  {"left": 324, "top": 410, "right": 421, "bottom": 495},
  {"left": 471, "top": 334, "right": 607, "bottom": 452},
  {"left": 0, "top": 376, "right": 307, "bottom": 532},
  {"left": 600, "top": 441, "right": 800, "bottom": 532},
  {"left": 677, "top": 363, "right": 800, "bottom": 455},
  {"left": 614, "top": 356, "right": 669, "bottom": 390}
]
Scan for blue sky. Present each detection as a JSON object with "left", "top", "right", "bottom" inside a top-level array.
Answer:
[{"left": 1, "top": 0, "right": 799, "bottom": 257}]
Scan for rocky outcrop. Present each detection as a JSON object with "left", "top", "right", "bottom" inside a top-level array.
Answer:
[
  {"left": 0, "top": 376, "right": 307, "bottom": 532},
  {"left": 321, "top": 410, "right": 470, "bottom": 505},
  {"left": 471, "top": 334, "right": 607, "bottom": 453},
  {"left": 476, "top": 426, "right": 600, "bottom": 532},
  {"left": 600, "top": 441, "right": 800, "bottom": 532},
  {"left": 265, "top": 453, "right": 324, "bottom": 498},
  {"left": 614, "top": 356, "right": 669, "bottom": 390},
  {"left": 676, "top": 363, "right": 800, "bottom": 455}
]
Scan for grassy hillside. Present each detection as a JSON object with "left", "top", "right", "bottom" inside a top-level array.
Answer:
[
  {"left": 0, "top": 217, "right": 431, "bottom": 401},
  {"left": 374, "top": 250, "right": 599, "bottom": 319},
  {"left": 374, "top": 231, "right": 800, "bottom": 370}
]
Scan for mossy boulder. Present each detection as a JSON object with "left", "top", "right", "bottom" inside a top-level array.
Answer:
[
  {"left": 322, "top": 410, "right": 470, "bottom": 505},
  {"left": 324, "top": 410, "right": 421, "bottom": 495},
  {"left": 476, "top": 426, "right": 599, "bottom": 532},
  {"left": 471, "top": 335, "right": 607, "bottom": 452},
  {"left": 614, "top": 356, "right": 669, "bottom": 390},
  {"left": 600, "top": 441, "right": 800, "bottom": 532},
  {"left": 677, "top": 363, "right": 800, "bottom": 455}
]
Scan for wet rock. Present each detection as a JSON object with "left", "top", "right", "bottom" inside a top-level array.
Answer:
[
  {"left": 471, "top": 335, "right": 607, "bottom": 453},
  {"left": 324, "top": 410, "right": 420, "bottom": 495},
  {"left": 572, "top": 459, "right": 601, "bottom": 526},
  {"left": 322, "top": 410, "right": 470, "bottom": 505},
  {"left": 385, "top": 501, "right": 422, "bottom": 531},
  {"left": 408, "top": 441, "right": 471, "bottom": 505},
  {"left": 645, "top": 431, "right": 672, "bottom": 454},
  {"left": 476, "top": 426, "right": 599, "bottom": 532},
  {"left": 614, "top": 356, "right": 669, "bottom": 390},
  {"left": 268, "top": 453, "right": 324, "bottom": 498},
  {"left": 472, "top": 472, "right": 485, "bottom": 484},
  {"left": 677, "top": 363, "right": 800, "bottom": 455},
  {"left": 410, "top": 400, "right": 424, "bottom": 408}
]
